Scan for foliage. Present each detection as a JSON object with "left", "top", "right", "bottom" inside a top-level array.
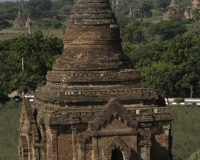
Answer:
[
  {"left": 0, "top": 30, "right": 63, "bottom": 99},
  {"left": 149, "top": 20, "right": 188, "bottom": 40},
  {"left": 153, "top": 0, "right": 171, "bottom": 10},
  {"left": 122, "top": 42, "right": 136, "bottom": 58},
  {"left": 57, "top": 4, "right": 73, "bottom": 15},
  {"left": 123, "top": 22, "right": 146, "bottom": 44},
  {"left": 124, "top": 41, "right": 163, "bottom": 67},
  {"left": 115, "top": 12, "right": 130, "bottom": 29},
  {"left": 138, "top": 0, "right": 153, "bottom": 18},
  {"left": 135, "top": 34, "right": 200, "bottom": 97},
  {"left": 0, "top": 101, "right": 21, "bottom": 160},
  {"left": 191, "top": 8, "right": 200, "bottom": 23},
  {"left": 52, "top": 0, "right": 73, "bottom": 9},
  {"left": 27, "top": 0, "right": 73, "bottom": 19},
  {"left": 34, "top": 18, "right": 62, "bottom": 29},
  {"left": 137, "top": 61, "right": 176, "bottom": 97},
  {"left": 0, "top": 1, "right": 20, "bottom": 20},
  {"left": 0, "top": 18, "right": 11, "bottom": 31},
  {"left": 28, "top": 0, "right": 52, "bottom": 11},
  {"left": 174, "top": 98, "right": 185, "bottom": 103}
]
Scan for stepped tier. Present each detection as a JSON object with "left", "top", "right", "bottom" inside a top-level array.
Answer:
[
  {"left": 46, "top": 70, "right": 141, "bottom": 84},
  {"left": 34, "top": 0, "right": 152, "bottom": 105},
  {"left": 35, "top": 85, "right": 155, "bottom": 105}
]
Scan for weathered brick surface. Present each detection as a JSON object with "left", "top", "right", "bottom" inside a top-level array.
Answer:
[
  {"left": 14, "top": 10, "right": 24, "bottom": 27},
  {"left": 163, "top": 0, "right": 181, "bottom": 20},
  {"left": 18, "top": 0, "right": 172, "bottom": 159}
]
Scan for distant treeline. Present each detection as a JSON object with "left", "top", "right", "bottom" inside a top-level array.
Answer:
[{"left": 0, "top": 0, "right": 73, "bottom": 20}]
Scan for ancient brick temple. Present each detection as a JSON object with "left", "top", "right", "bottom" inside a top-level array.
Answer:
[
  {"left": 163, "top": 0, "right": 178, "bottom": 20},
  {"left": 185, "top": 0, "right": 200, "bottom": 19},
  {"left": 14, "top": 9, "right": 24, "bottom": 27},
  {"left": 18, "top": 0, "right": 172, "bottom": 160}
]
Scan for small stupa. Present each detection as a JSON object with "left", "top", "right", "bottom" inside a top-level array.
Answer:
[
  {"left": 192, "top": 0, "right": 200, "bottom": 8},
  {"left": 25, "top": 14, "right": 31, "bottom": 28},
  {"left": 163, "top": 0, "right": 178, "bottom": 20},
  {"left": 14, "top": 9, "right": 24, "bottom": 27},
  {"left": 115, "top": 0, "right": 119, "bottom": 6},
  {"left": 128, "top": 7, "right": 135, "bottom": 22},
  {"left": 185, "top": 0, "right": 200, "bottom": 19}
]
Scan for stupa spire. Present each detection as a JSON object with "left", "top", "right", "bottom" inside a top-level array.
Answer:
[
  {"left": 54, "top": 0, "right": 132, "bottom": 72},
  {"left": 116, "top": 0, "right": 119, "bottom": 6},
  {"left": 128, "top": 7, "right": 135, "bottom": 21},
  {"left": 129, "top": 7, "right": 133, "bottom": 16},
  {"left": 18, "top": 9, "right": 21, "bottom": 14}
]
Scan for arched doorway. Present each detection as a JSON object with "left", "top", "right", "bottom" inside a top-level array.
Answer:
[{"left": 111, "top": 149, "right": 123, "bottom": 160}]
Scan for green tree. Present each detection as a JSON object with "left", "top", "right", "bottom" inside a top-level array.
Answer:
[
  {"left": 153, "top": 0, "right": 170, "bottom": 10},
  {"left": 133, "top": 8, "right": 142, "bottom": 21},
  {"left": 28, "top": 0, "right": 53, "bottom": 19},
  {"left": 176, "top": 3, "right": 184, "bottom": 20},
  {"left": 0, "top": 18, "right": 11, "bottom": 31},
  {"left": 191, "top": 8, "right": 200, "bottom": 22},
  {"left": 115, "top": 12, "right": 129, "bottom": 29},
  {"left": 125, "top": 41, "right": 164, "bottom": 67},
  {"left": 137, "top": 61, "right": 175, "bottom": 97},
  {"left": 58, "top": 4, "right": 73, "bottom": 15},
  {"left": 139, "top": 0, "right": 153, "bottom": 18},
  {"left": 135, "top": 34, "right": 200, "bottom": 97},
  {"left": 123, "top": 22, "right": 145, "bottom": 44},
  {"left": 0, "top": 31, "right": 63, "bottom": 99},
  {"left": 28, "top": 0, "right": 52, "bottom": 11},
  {"left": 149, "top": 20, "right": 187, "bottom": 40}
]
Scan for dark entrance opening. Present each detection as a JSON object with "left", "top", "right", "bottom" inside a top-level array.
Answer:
[{"left": 111, "top": 149, "right": 123, "bottom": 160}]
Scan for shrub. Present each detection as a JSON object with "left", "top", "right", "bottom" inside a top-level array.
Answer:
[
  {"left": 0, "top": 101, "right": 21, "bottom": 159},
  {"left": 0, "top": 18, "right": 11, "bottom": 31},
  {"left": 174, "top": 98, "right": 185, "bottom": 103}
]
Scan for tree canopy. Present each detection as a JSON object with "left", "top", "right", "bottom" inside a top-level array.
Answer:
[
  {"left": 0, "top": 30, "right": 63, "bottom": 101},
  {"left": 123, "top": 22, "right": 146, "bottom": 44},
  {"left": 134, "top": 34, "right": 200, "bottom": 97},
  {"left": 149, "top": 20, "right": 188, "bottom": 40}
]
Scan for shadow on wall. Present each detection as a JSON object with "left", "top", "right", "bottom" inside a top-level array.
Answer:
[
  {"left": 155, "top": 95, "right": 166, "bottom": 107},
  {"left": 150, "top": 128, "right": 172, "bottom": 160}
]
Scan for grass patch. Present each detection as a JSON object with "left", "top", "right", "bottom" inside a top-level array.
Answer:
[
  {"left": 0, "top": 101, "right": 21, "bottom": 160},
  {"left": 170, "top": 105, "right": 200, "bottom": 160},
  {"left": 0, "top": 27, "right": 65, "bottom": 40}
]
